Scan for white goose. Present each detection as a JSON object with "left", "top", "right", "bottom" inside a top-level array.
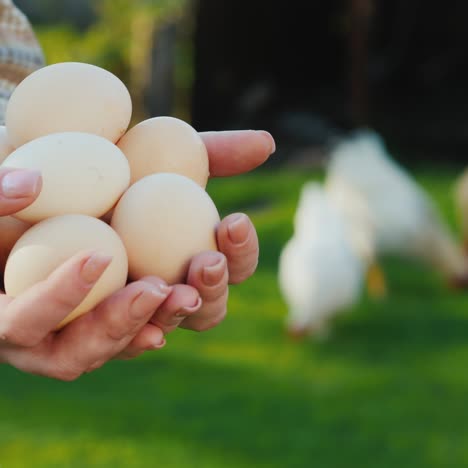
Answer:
[
  {"left": 326, "top": 130, "right": 468, "bottom": 287},
  {"left": 278, "top": 182, "right": 364, "bottom": 338},
  {"left": 325, "top": 173, "right": 387, "bottom": 299}
]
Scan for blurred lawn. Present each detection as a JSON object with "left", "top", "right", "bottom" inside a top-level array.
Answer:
[{"left": 2, "top": 166, "right": 468, "bottom": 468}]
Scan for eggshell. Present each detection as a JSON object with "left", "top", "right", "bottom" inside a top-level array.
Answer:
[
  {"left": 111, "top": 173, "right": 220, "bottom": 284},
  {"left": 2, "top": 132, "right": 131, "bottom": 223},
  {"left": 117, "top": 117, "right": 209, "bottom": 187},
  {"left": 5, "top": 62, "right": 132, "bottom": 147},
  {"left": 0, "top": 216, "right": 30, "bottom": 273},
  {"left": 4, "top": 214, "right": 128, "bottom": 329},
  {"left": 0, "top": 126, "right": 14, "bottom": 163}
]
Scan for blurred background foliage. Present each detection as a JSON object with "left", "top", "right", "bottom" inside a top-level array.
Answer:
[
  {"left": 15, "top": 0, "right": 468, "bottom": 164},
  {"left": 16, "top": 0, "right": 193, "bottom": 122}
]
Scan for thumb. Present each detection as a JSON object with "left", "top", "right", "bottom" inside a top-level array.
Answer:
[{"left": 0, "top": 168, "right": 42, "bottom": 216}]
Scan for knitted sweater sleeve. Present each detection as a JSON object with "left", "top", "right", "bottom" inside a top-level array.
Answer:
[{"left": 0, "top": 0, "right": 45, "bottom": 124}]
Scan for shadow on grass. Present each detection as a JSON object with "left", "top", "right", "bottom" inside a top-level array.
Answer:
[
  {"left": 2, "top": 342, "right": 468, "bottom": 468},
  {"left": 302, "top": 258, "right": 468, "bottom": 367}
]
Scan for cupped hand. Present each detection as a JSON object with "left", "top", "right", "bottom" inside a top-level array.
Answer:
[
  {"left": 135, "top": 130, "right": 275, "bottom": 343},
  {"left": 116, "top": 130, "right": 273, "bottom": 349},
  {"left": 0, "top": 130, "right": 275, "bottom": 375},
  {"left": 0, "top": 250, "right": 201, "bottom": 380},
  {"left": 0, "top": 167, "right": 201, "bottom": 379}
]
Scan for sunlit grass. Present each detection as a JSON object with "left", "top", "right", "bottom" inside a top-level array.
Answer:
[{"left": 2, "top": 166, "right": 468, "bottom": 468}]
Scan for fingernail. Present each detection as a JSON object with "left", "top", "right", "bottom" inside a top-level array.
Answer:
[
  {"left": 176, "top": 297, "right": 202, "bottom": 318},
  {"left": 257, "top": 130, "right": 276, "bottom": 155},
  {"left": 136, "top": 283, "right": 172, "bottom": 305},
  {"left": 150, "top": 283, "right": 172, "bottom": 298},
  {"left": 228, "top": 214, "right": 250, "bottom": 246},
  {"left": 203, "top": 257, "right": 226, "bottom": 286},
  {"left": 1, "top": 169, "right": 41, "bottom": 198},
  {"left": 80, "top": 253, "right": 113, "bottom": 285},
  {"left": 131, "top": 284, "right": 172, "bottom": 319},
  {"left": 153, "top": 338, "right": 166, "bottom": 350}
]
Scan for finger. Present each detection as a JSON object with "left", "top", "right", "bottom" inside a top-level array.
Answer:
[
  {"left": 115, "top": 323, "right": 167, "bottom": 360},
  {"left": 116, "top": 283, "right": 202, "bottom": 359},
  {"left": 216, "top": 213, "right": 259, "bottom": 284},
  {"left": 0, "top": 168, "right": 42, "bottom": 216},
  {"left": 0, "top": 251, "right": 112, "bottom": 348},
  {"left": 183, "top": 251, "right": 229, "bottom": 332},
  {"left": 49, "top": 281, "right": 170, "bottom": 380},
  {"left": 148, "top": 282, "right": 202, "bottom": 334},
  {"left": 200, "top": 130, "right": 275, "bottom": 177}
]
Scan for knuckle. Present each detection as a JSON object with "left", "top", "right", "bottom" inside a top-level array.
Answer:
[
  {"left": 103, "top": 304, "right": 144, "bottom": 342},
  {"left": 229, "top": 247, "right": 259, "bottom": 265},
  {"left": 53, "top": 292, "right": 85, "bottom": 313},
  {"left": 230, "top": 263, "right": 258, "bottom": 284},
  {"left": 50, "top": 357, "right": 85, "bottom": 382},
  {"left": 104, "top": 312, "right": 138, "bottom": 342},
  {"left": 201, "top": 280, "right": 228, "bottom": 302},
  {"left": 190, "top": 311, "right": 227, "bottom": 333},
  {"left": 51, "top": 366, "right": 83, "bottom": 382},
  {"left": 150, "top": 318, "right": 169, "bottom": 331},
  {"left": 86, "top": 360, "right": 105, "bottom": 373},
  {"left": 105, "top": 321, "right": 128, "bottom": 342},
  {"left": 0, "top": 323, "right": 41, "bottom": 348}
]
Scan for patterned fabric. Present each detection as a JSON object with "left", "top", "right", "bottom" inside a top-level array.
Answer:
[{"left": 0, "top": 0, "right": 45, "bottom": 124}]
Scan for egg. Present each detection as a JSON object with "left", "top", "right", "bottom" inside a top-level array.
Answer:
[
  {"left": 2, "top": 132, "right": 130, "bottom": 223},
  {"left": 117, "top": 116, "right": 210, "bottom": 187},
  {"left": 6, "top": 62, "right": 132, "bottom": 148},
  {"left": 111, "top": 173, "right": 220, "bottom": 284},
  {"left": 0, "top": 216, "right": 30, "bottom": 273},
  {"left": 0, "top": 126, "right": 14, "bottom": 163},
  {"left": 5, "top": 214, "right": 128, "bottom": 329}
]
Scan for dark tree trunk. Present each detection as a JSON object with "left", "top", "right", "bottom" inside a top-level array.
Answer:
[
  {"left": 348, "top": 0, "right": 373, "bottom": 127},
  {"left": 145, "top": 22, "right": 177, "bottom": 117}
]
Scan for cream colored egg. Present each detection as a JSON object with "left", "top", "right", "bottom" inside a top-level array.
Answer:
[
  {"left": 0, "top": 216, "right": 30, "bottom": 273},
  {"left": 0, "top": 126, "right": 14, "bottom": 163},
  {"left": 117, "top": 117, "right": 209, "bottom": 187},
  {"left": 2, "top": 132, "right": 131, "bottom": 223},
  {"left": 5, "top": 214, "right": 128, "bottom": 328},
  {"left": 6, "top": 62, "right": 132, "bottom": 148},
  {"left": 111, "top": 173, "right": 220, "bottom": 284}
]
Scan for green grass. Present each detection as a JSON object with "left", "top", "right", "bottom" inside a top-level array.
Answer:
[{"left": 2, "top": 166, "right": 468, "bottom": 467}]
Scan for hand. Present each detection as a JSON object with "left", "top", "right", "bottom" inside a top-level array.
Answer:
[
  {"left": 138, "top": 130, "right": 275, "bottom": 347},
  {"left": 0, "top": 168, "right": 202, "bottom": 380},
  {"left": 0, "top": 130, "right": 275, "bottom": 377},
  {"left": 0, "top": 249, "right": 202, "bottom": 380}
]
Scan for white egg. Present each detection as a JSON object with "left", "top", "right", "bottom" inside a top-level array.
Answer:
[
  {"left": 6, "top": 62, "right": 132, "bottom": 147},
  {"left": 2, "top": 132, "right": 130, "bottom": 223},
  {"left": 118, "top": 117, "right": 209, "bottom": 187},
  {"left": 5, "top": 214, "right": 128, "bottom": 329},
  {"left": 111, "top": 173, "right": 220, "bottom": 284}
]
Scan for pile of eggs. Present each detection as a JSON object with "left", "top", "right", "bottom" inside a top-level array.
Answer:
[{"left": 0, "top": 62, "right": 220, "bottom": 328}]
